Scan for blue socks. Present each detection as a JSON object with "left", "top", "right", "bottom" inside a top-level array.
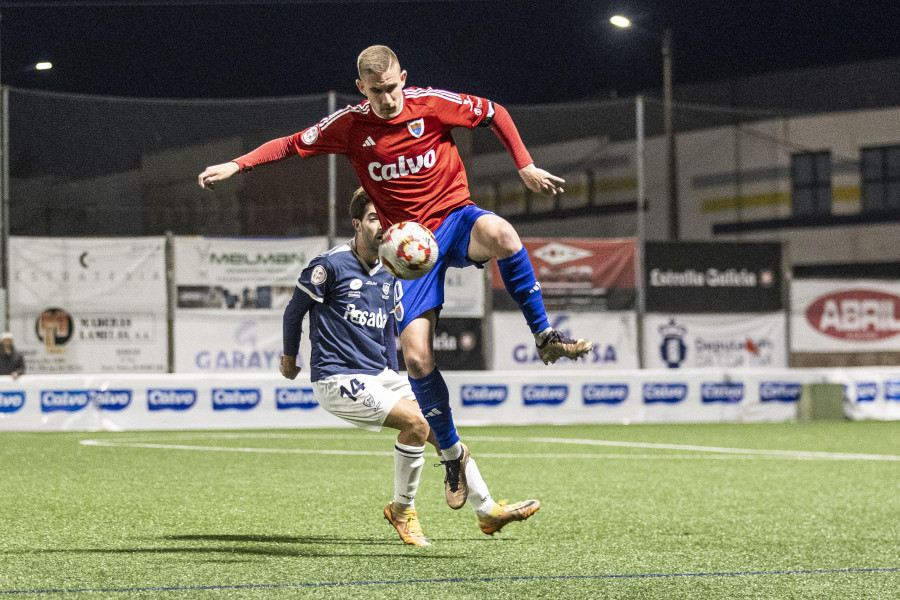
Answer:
[
  {"left": 497, "top": 247, "right": 550, "bottom": 334},
  {"left": 408, "top": 367, "right": 459, "bottom": 450}
]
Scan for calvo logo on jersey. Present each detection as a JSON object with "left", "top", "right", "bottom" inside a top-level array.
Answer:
[
  {"left": 461, "top": 385, "right": 508, "bottom": 406},
  {"left": 522, "top": 385, "right": 568, "bottom": 406},
  {"left": 148, "top": 389, "right": 197, "bottom": 411},
  {"left": 407, "top": 118, "right": 424, "bottom": 138},
  {"left": 368, "top": 149, "right": 436, "bottom": 182},
  {"left": 856, "top": 382, "right": 877, "bottom": 402},
  {"left": 701, "top": 382, "right": 745, "bottom": 404},
  {"left": 0, "top": 391, "right": 25, "bottom": 414},
  {"left": 759, "top": 382, "right": 802, "bottom": 402},
  {"left": 212, "top": 388, "right": 261, "bottom": 411},
  {"left": 583, "top": 384, "right": 629, "bottom": 405},
  {"left": 643, "top": 383, "right": 688, "bottom": 404},
  {"left": 276, "top": 388, "right": 318, "bottom": 410}
]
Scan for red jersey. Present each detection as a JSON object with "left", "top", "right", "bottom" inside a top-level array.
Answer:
[{"left": 234, "top": 88, "right": 515, "bottom": 232}]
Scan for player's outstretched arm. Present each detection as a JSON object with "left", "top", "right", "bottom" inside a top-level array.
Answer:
[
  {"left": 198, "top": 161, "right": 240, "bottom": 189},
  {"left": 518, "top": 164, "right": 565, "bottom": 196}
]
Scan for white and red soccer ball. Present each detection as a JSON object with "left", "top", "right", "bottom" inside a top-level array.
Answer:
[{"left": 378, "top": 221, "right": 438, "bottom": 280}]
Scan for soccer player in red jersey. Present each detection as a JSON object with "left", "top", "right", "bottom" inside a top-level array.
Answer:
[{"left": 199, "top": 45, "right": 592, "bottom": 508}]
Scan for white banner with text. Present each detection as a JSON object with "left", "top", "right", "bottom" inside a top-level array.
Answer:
[{"left": 8, "top": 237, "right": 168, "bottom": 373}]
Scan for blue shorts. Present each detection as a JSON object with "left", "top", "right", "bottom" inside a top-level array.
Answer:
[{"left": 393, "top": 204, "right": 492, "bottom": 333}]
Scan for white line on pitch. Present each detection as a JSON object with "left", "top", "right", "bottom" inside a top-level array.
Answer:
[{"left": 78, "top": 439, "right": 900, "bottom": 461}]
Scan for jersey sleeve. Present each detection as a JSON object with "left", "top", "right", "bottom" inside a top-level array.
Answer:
[
  {"left": 418, "top": 88, "right": 494, "bottom": 130},
  {"left": 282, "top": 286, "right": 314, "bottom": 356},
  {"left": 232, "top": 106, "right": 354, "bottom": 171},
  {"left": 383, "top": 314, "right": 399, "bottom": 373},
  {"left": 296, "top": 255, "right": 335, "bottom": 302}
]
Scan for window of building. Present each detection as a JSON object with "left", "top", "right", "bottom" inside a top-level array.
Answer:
[
  {"left": 791, "top": 151, "right": 832, "bottom": 216},
  {"left": 860, "top": 145, "right": 900, "bottom": 212}
]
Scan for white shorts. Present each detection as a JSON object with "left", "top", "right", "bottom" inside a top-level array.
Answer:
[{"left": 312, "top": 368, "right": 415, "bottom": 432}]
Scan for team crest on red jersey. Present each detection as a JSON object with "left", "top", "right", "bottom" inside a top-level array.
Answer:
[{"left": 407, "top": 119, "right": 425, "bottom": 138}]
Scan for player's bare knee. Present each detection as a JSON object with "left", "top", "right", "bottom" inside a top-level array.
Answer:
[
  {"left": 406, "top": 414, "right": 429, "bottom": 445},
  {"left": 492, "top": 221, "right": 523, "bottom": 257},
  {"left": 403, "top": 351, "right": 435, "bottom": 379}
]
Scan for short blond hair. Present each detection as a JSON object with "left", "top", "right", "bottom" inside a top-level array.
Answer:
[{"left": 357, "top": 45, "right": 399, "bottom": 78}]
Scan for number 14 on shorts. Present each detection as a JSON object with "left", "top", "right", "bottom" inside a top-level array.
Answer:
[{"left": 340, "top": 378, "right": 367, "bottom": 401}]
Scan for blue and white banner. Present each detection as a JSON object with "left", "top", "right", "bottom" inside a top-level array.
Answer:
[
  {"left": 642, "top": 313, "right": 787, "bottom": 369},
  {"left": 2, "top": 367, "right": 899, "bottom": 431},
  {"left": 173, "top": 236, "right": 328, "bottom": 373},
  {"left": 491, "top": 311, "right": 638, "bottom": 370}
]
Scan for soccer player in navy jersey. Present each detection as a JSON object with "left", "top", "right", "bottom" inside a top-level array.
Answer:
[
  {"left": 200, "top": 45, "right": 591, "bottom": 509},
  {"left": 281, "top": 188, "right": 540, "bottom": 546}
]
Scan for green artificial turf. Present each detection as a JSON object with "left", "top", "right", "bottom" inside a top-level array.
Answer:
[{"left": 1, "top": 422, "right": 898, "bottom": 599}]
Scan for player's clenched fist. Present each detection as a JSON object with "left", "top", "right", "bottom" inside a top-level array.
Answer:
[
  {"left": 280, "top": 354, "right": 300, "bottom": 379},
  {"left": 198, "top": 161, "right": 240, "bottom": 189}
]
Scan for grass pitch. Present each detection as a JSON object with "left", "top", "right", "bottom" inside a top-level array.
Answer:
[{"left": 1, "top": 422, "right": 899, "bottom": 599}]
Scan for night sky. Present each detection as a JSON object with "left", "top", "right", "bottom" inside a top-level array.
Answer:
[{"left": 2, "top": 0, "right": 900, "bottom": 104}]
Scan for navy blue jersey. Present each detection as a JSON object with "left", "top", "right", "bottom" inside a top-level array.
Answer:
[{"left": 283, "top": 242, "right": 398, "bottom": 382}]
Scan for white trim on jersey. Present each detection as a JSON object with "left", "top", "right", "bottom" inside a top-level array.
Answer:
[
  {"left": 319, "top": 103, "right": 371, "bottom": 131},
  {"left": 297, "top": 282, "right": 324, "bottom": 303},
  {"left": 404, "top": 87, "right": 463, "bottom": 104}
]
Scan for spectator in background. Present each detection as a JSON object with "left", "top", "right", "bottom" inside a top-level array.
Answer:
[{"left": 0, "top": 333, "right": 25, "bottom": 379}]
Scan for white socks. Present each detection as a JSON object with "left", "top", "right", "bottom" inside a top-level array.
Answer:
[
  {"left": 465, "top": 457, "right": 497, "bottom": 517},
  {"left": 439, "top": 447, "right": 496, "bottom": 517},
  {"left": 534, "top": 327, "right": 553, "bottom": 345},
  {"left": 441, "top": 441, "right": 463, "bottom": 461},
  {"left": 394, "top": 441, "right": 425, "bottom": 507}
]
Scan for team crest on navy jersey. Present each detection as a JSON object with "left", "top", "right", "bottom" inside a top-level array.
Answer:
[
  {"left": 407, "top": 118, "right": 425, "bottom": 138},
  {"left": 311, "top": 265, "right": 327, "bottom": 285}
]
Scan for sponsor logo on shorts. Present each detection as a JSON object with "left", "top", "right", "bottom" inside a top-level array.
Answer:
[
  {"left": 276, "top": 388, "right": 318, "bottom": 410},
  {"left": 460, "top": 385, "right": 507, "bottom": 406},
  {"left": 148, "top": 389, "right": 197, "bottom": 411},
  {"left": 0, "top": 391, "right": 25, "bottom": 413},
  {"left": 212, "top": 388, "right": 261, "bottom": 411},
  {"left": 522, "top": 384, "right": 568, "bottom": 406},
  {"left": 643, "top": 383, "right": 688, "bottom": 404},
  {"left": 700, "top": 382, "right": 744, "bottom": 403},
  {"left": 583, "top": 384, "right": 628, "bottom": 405},
  {"left": 759, "top": 382, "right": 802, "bottom": 403}
]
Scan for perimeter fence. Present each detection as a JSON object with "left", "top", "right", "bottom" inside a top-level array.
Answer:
[{"left": 4, "top": 87, "right": 790, "bottom": 241}]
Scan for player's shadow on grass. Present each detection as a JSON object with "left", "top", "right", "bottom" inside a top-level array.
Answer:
[
  {"left": 17, "top": 544, "right": 455, "bottom": 560},
  {"left": 167, "top": 534, "right": 506, "bottom": 545}
]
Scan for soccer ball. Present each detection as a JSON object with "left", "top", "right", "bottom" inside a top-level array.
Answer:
[{"left": 378, "top": 221, "right": 439, "bottom": 280}]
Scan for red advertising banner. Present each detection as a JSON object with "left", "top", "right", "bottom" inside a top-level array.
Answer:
[{"left": 491, "top": 239, "right": 636, "bottom": 311}]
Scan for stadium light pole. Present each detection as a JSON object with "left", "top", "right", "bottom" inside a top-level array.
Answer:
[
  {"left": 0, "top": 7, "right": 54, "bottom": 328},
  {"left": 611, "top": 15, "right": 680, "bottom": 241}
]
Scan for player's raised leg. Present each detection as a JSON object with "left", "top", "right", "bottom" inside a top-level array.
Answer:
[
  {"left": 468, "top": 213, "right": 592, "bottom": 364},
  {"left": 401, "top": 310, "right": 469, "bottom": 509}
]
